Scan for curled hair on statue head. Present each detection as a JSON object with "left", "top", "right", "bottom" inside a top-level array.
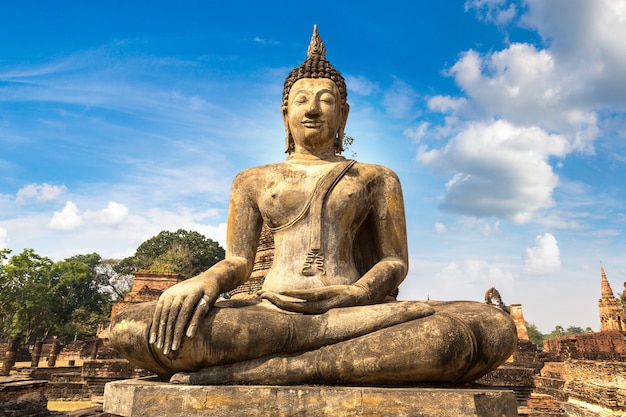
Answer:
[{"left": 282, "top": 25, "right": 348, "bottom": 154}]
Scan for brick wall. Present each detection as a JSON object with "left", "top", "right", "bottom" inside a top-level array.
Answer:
[{"left": 543, "top": 331, "right": 626, "bottom": 361}]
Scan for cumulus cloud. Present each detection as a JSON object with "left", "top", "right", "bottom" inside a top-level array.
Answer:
[
  {"left": 417, "top": 120, "right": 567, "bottom": 223},
  {"left": 48, "top": 201, "right": 83, "bottom": 230},
  {"left": 522, "top": 232, "right": 561, "bottom": 275},
  {"left": 84, "top": 201, "right": 129, "bottom": 225},
  {"left": 522, "top": 0, "right": 626, "bottom": 107},
  {"left": 441, "top": 45, "right": 599, "bottom": 148},
  {"left": 48, "top": 201, "right": 130, "bottom": 231},
  {"left": 16, "top": 183, "right": 67, "bottom": 204},
  {"left": 419, "top": 0, "right": 626, "bottom": 226}
]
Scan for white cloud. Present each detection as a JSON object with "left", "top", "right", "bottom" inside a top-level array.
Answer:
[
  {"left": 84, "top": 202, "right": 129, "bottom": 225},
  {"left": 403, "top": 122, "right": 429, "bottom": 143},
  {"left": 417, "top": 120, "right": 566, "bottom": 223},
  {"left": 522, "top": 233, "right": 561, "bottom": 275},
  {"left": 521, "top": 0, "right": 626, "bottom": 115},
  {"left": 16, "top": 183, "right": 67, "bottom": 204},
  {"left": 345, "top": 75, "right": 378, "bottom": 96},
  {"left": 427, "top": 95, "right": 467, "bottom": 113},
  {"left": 48, "top": 201, "right": 83, "bottom": 230},
  {"left": 434, "top": 222, "right": 447, "bottom": 233},
  {"left": 435, "top": 259, "right": 515, "bottom": 299},
  {"left": 0, "top": 227, "right": 7, "bottom": 249},
  {"left": 465, "top": 0, "right": 517, "bottom": 26}
]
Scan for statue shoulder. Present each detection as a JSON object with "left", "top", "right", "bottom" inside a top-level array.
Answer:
[
  {"left": 352, "top": 162, "right": 402, "bottom": 184},
  {"left": 233, "top": 163, "right": 285, "bottom": 185}
]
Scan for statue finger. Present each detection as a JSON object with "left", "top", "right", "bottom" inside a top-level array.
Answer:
[
  {"left": 163, "top": 296, "right": 183, "bottom": 355},
  {"left": 149, "top": 300, "right": 164, "bottom": 345},
  {"left": 186, "top": 296, "right": 210, "bottom": 339},
  {"left": 280, "top": 285, "right": 345, "bottom": 301},
  {"left": 261, "top": 292, "right": 326, "bottom": 314},
  {"left": 171, "top": 296, "right": 199, "bottom": 351},
  {"left": 156, "top": 297, "right": 173, "bottom": 350}
]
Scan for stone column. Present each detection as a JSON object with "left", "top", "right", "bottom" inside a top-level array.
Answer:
[
  {"left": 508, "top": 304, "right": 529, "bottom": 341},
  {"left": 90, "top": 339, "right": 101, "bottom": 359},
  {"left": 1, "top": 338, "right": 20, "bottom": 376},
  {"left": 47, "top": 339, "right": 62, "bottom": 367},
  {"left": 31, "top": 341, "right": 44, "bottom": 367}
]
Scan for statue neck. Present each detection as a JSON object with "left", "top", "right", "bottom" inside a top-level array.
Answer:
[{"left": 287, "top": 152, "right": 346, "bottom": 165}]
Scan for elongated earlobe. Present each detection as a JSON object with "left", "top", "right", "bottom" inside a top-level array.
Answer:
[{"left": 282, "top": 106, "right": 294, "bottom": 154}]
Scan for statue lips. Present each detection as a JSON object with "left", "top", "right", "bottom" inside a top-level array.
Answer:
[{"left": 302, "top": 120, "right": 323, "bottom": 129}]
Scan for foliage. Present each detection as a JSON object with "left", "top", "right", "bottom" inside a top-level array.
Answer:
[
  {"left": 0, "top": 249, "right": 119, "bottom": 343},
  {"left": 525, "top": 322, "right": 544, "bottom": 349},
  {"left": 115, "top": 229, "right": 225, "bottom": 279},
  {"left": 543, "top": 324, "right": 594, "bottom": 341},
  {"left": 0, "top": 249, "right": 55, "bottom": 342},
  {"left": 342, "top": 133, "right": 356, "bottom": 158},
  {"left": 525, "top": 322, "right": 595, "bottom": 349}
]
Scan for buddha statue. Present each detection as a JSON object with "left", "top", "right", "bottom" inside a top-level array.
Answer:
[{"left": 109, "top": 25, "right": 517, "bottom": 386}]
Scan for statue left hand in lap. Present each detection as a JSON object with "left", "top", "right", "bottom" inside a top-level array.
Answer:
[{"left": 109, "top": 25, "right": 517, "bottom": 386}]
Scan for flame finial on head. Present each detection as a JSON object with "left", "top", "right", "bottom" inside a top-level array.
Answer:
[{"left": 307, "top": 24, "right": 326, "bottom": 59}]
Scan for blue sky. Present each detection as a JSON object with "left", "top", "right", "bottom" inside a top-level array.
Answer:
[{"left": 2, "top": 0, "right": 626, "bottom": 333}]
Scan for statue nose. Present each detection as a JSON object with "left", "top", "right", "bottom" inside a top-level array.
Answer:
[{"left": 306, "top": 100, "right": 321, "bottom": 115}]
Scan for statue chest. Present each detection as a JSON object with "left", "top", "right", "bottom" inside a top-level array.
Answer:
[{"left": 258, "top": 170, "right": 372, "bottom": 230}]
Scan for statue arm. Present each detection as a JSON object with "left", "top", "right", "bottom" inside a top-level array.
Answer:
[
  {"left": 352, "top": 167, "right": 409, "bottom": 302},
  {"left": 150, "top": 169, "right": 263, "bottom": 354}
]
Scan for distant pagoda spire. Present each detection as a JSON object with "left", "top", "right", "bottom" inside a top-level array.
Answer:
[
  {"left": 601, "top": 263, "right": 615, "bottom": 300},
  {"left": 598, "top": 263, "right": 626, "bottom": 332}
]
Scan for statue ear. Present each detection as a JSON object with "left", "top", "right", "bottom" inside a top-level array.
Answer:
[
  {"left": 282, "top": 105, "right": 293, "bottom": 153},
  {"left": 342, "top": 102, "right": 350, "bottom": 130},
  {"left": 336, "top": 103, "right": 350, "bottom": 153}
]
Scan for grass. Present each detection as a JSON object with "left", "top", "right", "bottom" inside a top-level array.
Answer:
[{"left": 47, "top": 400, "right": 95, "bottom": 412}]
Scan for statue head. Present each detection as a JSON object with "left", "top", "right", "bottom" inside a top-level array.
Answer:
[{"left": 282, "top": 25, "right": 349, "bottom": 154}]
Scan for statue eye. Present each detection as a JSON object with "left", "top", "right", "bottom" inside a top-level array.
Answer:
[
  {"left": 319, "top": 94, "right": 335, "bottom": 104},
  {"left": 293, "top": 94, "right": 309, "bottom": 104}
]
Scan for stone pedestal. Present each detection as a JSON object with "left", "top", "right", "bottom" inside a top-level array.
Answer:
[{"left": 104, "top": 378, "right": 518, "bottom": 417}]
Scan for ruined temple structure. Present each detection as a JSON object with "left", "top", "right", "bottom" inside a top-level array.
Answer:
[
  {"left": 599, "top": 265, "right": 626, "bottom": 332},
  {"left": 109, "top": 271, "right": 183, "bottom": 320},
  {"left": 485, "top": 267, "right": 626, "bottom": 416}
]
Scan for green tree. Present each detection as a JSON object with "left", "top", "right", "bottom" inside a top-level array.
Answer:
[
  {"left": 115, "top": 229, "right": 225, "bottom": 279},
  {"left": 0, "top": 249, "right": 124, "bottom": 343},
  {"left": 0, "top": 249, "right": 55, "bottom": 342},
  {"left": 565, "top": 326, "right": 585, "bottom": 335},
  {"left": 543, "top": 324, "right": 594, "bottom": 341},
  {"left": 50, "top": 253, "right": 112, "bottom": 340},
  {"left": 525, "top": 322, "right": 544, "bottom": 349}
]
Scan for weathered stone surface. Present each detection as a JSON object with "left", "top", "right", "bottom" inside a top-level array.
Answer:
[
  {"left": 109, "top": 25, "right": 517, "bottom": 387},
  {"left": 104, "top": 379, "right": 518, "bottom": 417},
  {"left": 0, "top": 377, "right": 50, "bottom": 417},
  {"left": 543, "top": 331, "right": 626, "bottom": 361}
]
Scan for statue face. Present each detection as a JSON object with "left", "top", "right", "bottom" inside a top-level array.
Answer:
[{"left": 284, "top": 78, "right": 344, "bottom": 152}]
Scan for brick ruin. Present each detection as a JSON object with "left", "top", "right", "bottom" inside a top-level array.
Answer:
[
  {"left": 109, "top": 271, "right": 183, "bottom": 321},
  {"left": 480, "top": 268, "right": 626, "bottom": 416}
]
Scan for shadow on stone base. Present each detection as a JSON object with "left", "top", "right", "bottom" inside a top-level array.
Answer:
[{"left": 104, "top": 378, "right": 518, "bottom": 417}]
